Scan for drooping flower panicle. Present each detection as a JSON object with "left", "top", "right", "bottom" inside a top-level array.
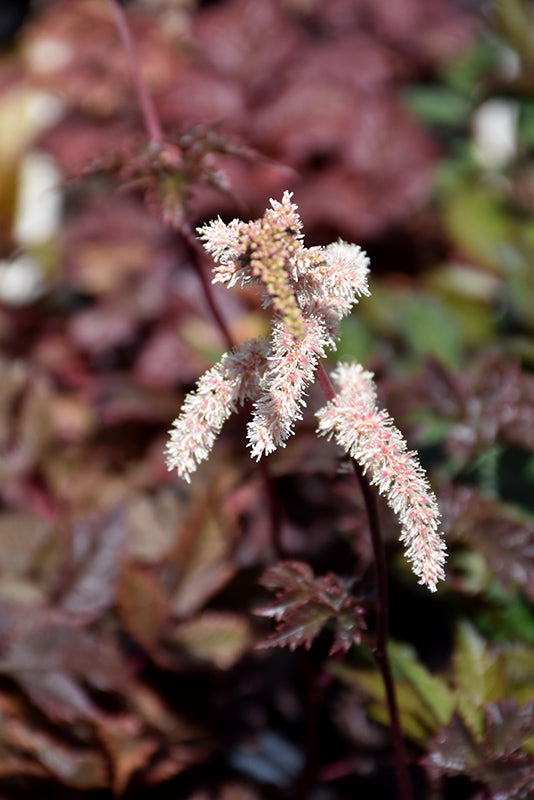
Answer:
[
  {"left": 165, "top": 339, "right": 269, "bottom": 482},
  {"left": 316, "top": 364, "right": 446, "bottom": 591},
  {"left": 166, "top": 192, "right": 446, "bottom": 590},
  {"left": 247, "top": 317, "right": 330, "bottom": 459}
]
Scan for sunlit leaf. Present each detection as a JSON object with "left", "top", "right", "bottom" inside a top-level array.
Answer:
[
  {"left": 453, "top": 621, "right": 507, "bottom": 739},
  {"left": 442, "top": 182, "right": 514, "bottom": 272},
  {"left": 389, "top": 642, "right": 456, "bottom": 728},
  {"left": 329, "top": 660, "right": 443, "bottom": 743},
  {"left": 170, "top": 611, "right": 252, "bottom": 669}
]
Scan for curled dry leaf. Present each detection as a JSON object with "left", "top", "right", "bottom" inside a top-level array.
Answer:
[
  {"left": 1, "top": 714, "right": 108, "bottom": 790},
  {"left": 95, "top": 713, "right": 159, "bottom": 796},
  {"left": 0, "top": 604, "right": 125, "bottom": 723}
]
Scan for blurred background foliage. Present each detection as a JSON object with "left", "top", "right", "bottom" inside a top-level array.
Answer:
[{"left": 1, "top": 1, "right": 534, "bottom": 798}]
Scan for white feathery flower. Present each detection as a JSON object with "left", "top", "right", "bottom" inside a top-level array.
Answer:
[
  {"left": 165, "top": 340, "right": 269, "bottom": 482},
  {"left": 323, "top": 241, "right": 371, "bottom": 302},
  {"left": 267, "top": 191, "right": 303, "bottom": 237},
  {"left": 296, "top": 241, "right": 370, "bottom": 341},
  {"left": 198, "top": 217, "right": 249, "bottom": 287},
  {"left": 316, "top": 363, "right": 446, "bottom": 591},
  {"left": 165, "top": 364, "right": 237, "bottom": 483},
  {"left": 197, "top": 216, "right": 242, "bottom": 263},
  {"left": 167, "top": 193, "right": 446, "bottom": 592},
  {"left": 329, "top": 361, "right": 377, "bottom": 403},
  {"left": 247, "top": 318, "right": 329, "bottom": 460}
]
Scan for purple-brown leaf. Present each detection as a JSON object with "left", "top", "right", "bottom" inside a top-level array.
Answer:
[
  {"left": 256, "top": 560, "right": 366, "bottom": 654},
  {"left": 443, "top": 486, "right": 534, "bottom": 600},
  {"left": 424, "top": 700, "right": 534, "bottom": 800}
]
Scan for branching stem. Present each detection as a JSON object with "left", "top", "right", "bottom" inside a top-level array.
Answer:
[
  {"left": 109, "top": 7, "right": 411, "bottom": 795},
  {"left": 178, "top": 224, "right": 236, "bottom": 352}
]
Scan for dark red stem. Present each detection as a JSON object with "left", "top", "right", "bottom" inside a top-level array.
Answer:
[
  {"left": 178, "top": 224, "right": 236, "bottom": 352},
  {"left": 352, "top": 463, "right": 413, "bottom": 800},
  {"left": 108, "top": 0, "right": 163, "bottom": 145},
  {"left": 317, "top": 362, "right": 413, "bottom": 800}
]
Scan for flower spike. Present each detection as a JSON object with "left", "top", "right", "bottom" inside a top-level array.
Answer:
[{"left": 167, "top": 194, "right": 446, "bottom": 590}]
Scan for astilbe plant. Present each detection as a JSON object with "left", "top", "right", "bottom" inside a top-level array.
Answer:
[{"left": 165, "top": 191, "right": 446, "bottom": 592}]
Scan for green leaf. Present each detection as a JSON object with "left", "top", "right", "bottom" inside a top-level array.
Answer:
[
  {"left": 475, "top": 592, "right": 534, "bottom": 646},
  {"left": 394, "top": 293, "right": 463, "bottom": 365},
  {"left": 170, "top": 611, "right": 252, "bottom": 669},
  {"left": 425, "top": 262, "right": 497, "bottom": 346},
  {"left": 404, "top": 86, "right": 471, "bottom": 127},
  {"left": 500, "top": 645, "right": 534, "bottom": 709},
  {"left": 337, "top": 314, "right": 374, "bottom": 364},
  {"left": 389, "top": 642, "right": 456, "bottom": 728},
  {"left": 442, "top": 39, "right": 501, "bottom": 95},
  {"left": 360, "top": 284, "right": 464, "bottom": 365},
  {"left": 494, "top": 0, "right": 534, "bottom": 67},
  {"left": 453, "top": 621, "right": 507, "bottom": 740},
  {"left": 442, "top": 182, "right": 514, "bottom": 272},
  {"left": 330, "top": 643, "right": 455, "bottom": 743},
  {"left": 328, "top": 663, "right": 435, "bottom": 740}
]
